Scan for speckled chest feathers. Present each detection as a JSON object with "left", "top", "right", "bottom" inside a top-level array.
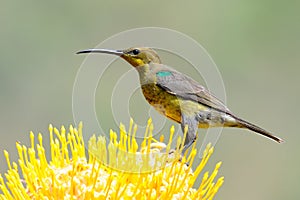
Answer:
[{"left": 141, "top": 83, "right": 182, "bottom": 123}]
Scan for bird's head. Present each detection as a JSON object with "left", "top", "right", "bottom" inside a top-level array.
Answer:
[{"left": 77, "top": 47, "right": 161, "bottom": 68}]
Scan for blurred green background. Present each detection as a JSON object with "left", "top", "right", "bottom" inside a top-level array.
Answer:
[{"left": 1, "top": 0, "right": 299, "bottom": 199}]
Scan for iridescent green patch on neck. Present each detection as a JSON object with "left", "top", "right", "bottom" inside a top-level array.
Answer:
[{"left": 156, "top": 71, "right": 172, "bottom": 77}]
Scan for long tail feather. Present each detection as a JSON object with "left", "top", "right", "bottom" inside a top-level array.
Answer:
[{"left": 234, "top": 117, "right": 284, "bottom": 143}]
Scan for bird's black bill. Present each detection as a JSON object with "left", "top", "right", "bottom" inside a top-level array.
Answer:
[{"left": 76, "top": 49, "right": 124, "bottom": 56}]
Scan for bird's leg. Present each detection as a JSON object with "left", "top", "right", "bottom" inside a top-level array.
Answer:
[{"left": 181, "top": 114, "right": 198, "bottom": 154}]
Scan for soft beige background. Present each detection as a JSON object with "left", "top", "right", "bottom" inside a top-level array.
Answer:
[{"left": 1, "top": 1, "right": 299, "bottom": 199}]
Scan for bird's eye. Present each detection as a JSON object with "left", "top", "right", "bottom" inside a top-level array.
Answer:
[{"left": 132, "top": 49, "right": 140, "bottom": 55}]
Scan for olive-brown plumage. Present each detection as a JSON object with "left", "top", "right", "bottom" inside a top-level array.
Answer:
[{"left": 77, "top": 47, "right": 284, "bottom": 152}]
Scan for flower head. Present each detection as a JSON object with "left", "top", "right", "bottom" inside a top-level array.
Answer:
[{"left": 0, "top": 119, "right": 223, "bottom": 199}]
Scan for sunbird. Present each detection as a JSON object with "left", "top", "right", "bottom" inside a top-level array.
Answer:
[{"left": 77, "top": 47, "right": 284, "bottom": 152}]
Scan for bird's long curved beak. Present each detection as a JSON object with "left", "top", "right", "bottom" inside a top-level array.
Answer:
[{"left": 76, "top": 49, "right": 124, "bottom": 56}]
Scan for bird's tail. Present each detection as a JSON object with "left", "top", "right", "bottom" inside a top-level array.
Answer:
[{"left": 234, "top": 116, "right": 284, "bottom": 143}]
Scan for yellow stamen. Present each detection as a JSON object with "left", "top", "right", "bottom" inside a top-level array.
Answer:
[{"left": 0, "top": 119, "right": 223, "bottom": 199}]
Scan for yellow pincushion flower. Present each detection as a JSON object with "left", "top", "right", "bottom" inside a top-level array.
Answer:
[{"left": 0, "top": 120, "right": 224, "bottom": 200}]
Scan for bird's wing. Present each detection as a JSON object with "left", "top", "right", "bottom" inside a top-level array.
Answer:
[{"left": 155, "top": 67, "right": 232, "bottom": 114}]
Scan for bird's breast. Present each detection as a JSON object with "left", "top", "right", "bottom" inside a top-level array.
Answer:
[{"left": 141, "top": 84, "right": 182, "bottom": 123}]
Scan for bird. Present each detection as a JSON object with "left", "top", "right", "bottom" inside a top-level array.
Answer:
[{"left": 77, "top": 47, "right": 284, "bottom": 153}]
